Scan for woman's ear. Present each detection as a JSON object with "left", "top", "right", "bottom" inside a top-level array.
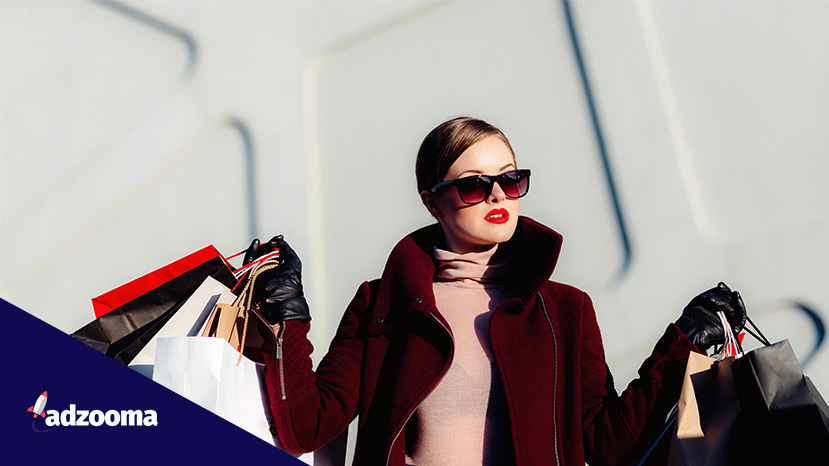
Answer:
[{"left": 420, "top": 191, "right": 442, "bottom": 218}]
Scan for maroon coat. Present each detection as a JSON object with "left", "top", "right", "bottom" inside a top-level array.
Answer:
[{"left": 263, "top": 216, "right": 698, "bottom": 465}]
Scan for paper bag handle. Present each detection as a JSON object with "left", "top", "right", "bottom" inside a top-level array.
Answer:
[
  {"left": 204, "top": 257, "right": 280, "bottom": 365},
  {"left": 235, "top": 259, "right": 280, "bottom": 365}
]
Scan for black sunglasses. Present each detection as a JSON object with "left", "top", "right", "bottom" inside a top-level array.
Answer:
[{"left": 429, "top": 169, "right": 531, "bottom": 205}]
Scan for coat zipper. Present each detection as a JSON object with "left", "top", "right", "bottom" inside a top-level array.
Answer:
[
  {"left": 538, "top": 293, "right": 561, "bottom": 466},
  {"left": 386, "top": 311, "right": 454, "bottom": 466},
  {"left": 275, "top": 323, "right": 287, "bottom": 401}
]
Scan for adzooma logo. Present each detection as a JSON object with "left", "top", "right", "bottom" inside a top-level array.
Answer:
[
  {"left": 28, "top": 391, "right": 158, "bottom": 427},
  {"left": 43, "top": 404, "right": 158, "bottom": 427}
]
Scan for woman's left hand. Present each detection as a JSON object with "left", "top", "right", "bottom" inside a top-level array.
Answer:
[{"left": 675, "top": 282, "right": 746, "bottom": 351}]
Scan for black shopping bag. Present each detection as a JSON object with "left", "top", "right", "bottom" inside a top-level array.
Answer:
[
  {"left": 71, "top": 253, "right": 237, "bottom": 364},
  {"left": 730, "top": 339, "right": 829, "bottom": 465},
  {"left": 630, "top": 314, "right": 829, "bottom": 466}
]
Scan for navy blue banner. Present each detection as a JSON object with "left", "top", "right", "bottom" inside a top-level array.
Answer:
[{"left": 3, "top": 298, "right": 304, "bottom": 465}]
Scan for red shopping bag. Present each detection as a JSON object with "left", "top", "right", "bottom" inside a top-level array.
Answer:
[
  {"left": 73, "top": 246, "right": 239, "bottom": 364},
  {"left": 91, "top": 245, "right": 232, "bottom": 318}
]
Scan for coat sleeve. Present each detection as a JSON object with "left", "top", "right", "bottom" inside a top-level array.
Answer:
[
  {"left": 578, "top": 291, "right": 700, "bottom": 466},
  {"left": 262, "top": 280, "right": 374, "bottom": 454}
]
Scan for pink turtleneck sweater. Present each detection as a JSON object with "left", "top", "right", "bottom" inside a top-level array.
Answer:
[{"left": 404, "top": 245, "right": 519, "bottom": 466}]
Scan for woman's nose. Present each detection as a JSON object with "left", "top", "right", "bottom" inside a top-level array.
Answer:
[{"left": 488, "top": 181, "right": 507, "bottom": 203}]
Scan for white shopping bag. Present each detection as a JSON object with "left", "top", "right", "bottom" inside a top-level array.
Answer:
[
  {"left": 155, "top": 336, "right": 341, "bottom": 464},
  {"left": 128, "top": 276, "right": 237, "bottom": 372},
  {"left": 153, "top": 336, "right": 278, "bottom": 444},
  {"left": 152, "top": 256, "right": 340, "bottom": 465},
  {"left": 153, "top": 259, "right": 286, "bottom": 447}
]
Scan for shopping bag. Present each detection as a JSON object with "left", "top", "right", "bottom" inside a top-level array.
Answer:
[
  {"left": 71, "top": 247, "right": 236, "bottom": 364},
  {"left": 730, "top": 339, "right": 829, "bottom": 464},
  {"left": 632, "top": 313, "right": 747, "bottom": 466},
  {"left": 152, "top": 257, "right": 281, "bottom": 443},
  {"left": 664, "top": 310, "right": 744, "bottom": 466},
  {"left": 201, "top": 257, "right": 281, "bottom": 364},
  {"left": 91, "top": 245, "right": 234, "bottom": 318},
  {"left": 667, "top": 352, "right": 740, "bottom": 466},
  {"left": 152, "top": 255, "right": 342, "bottom": 464},
  {"left": 665, "top": 311, "right": 829, "bottom": 466},
  {"left": 128, "top": 276, "right": 238, "bottom": 370},
  {"left": 152, "top": 336, "right": 282, "bottom": 446},
  {"left": 152, "top": 259, "right": 286, "bottom": 446}
]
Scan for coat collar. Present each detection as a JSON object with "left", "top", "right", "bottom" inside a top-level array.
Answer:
[{"left": 367, "top": 216, "right": 563, "bottom": 334}]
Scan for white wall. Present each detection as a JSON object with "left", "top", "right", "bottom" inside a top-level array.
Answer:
[{"left": 2, "top": 0, "right": 827, "bottom": 445}]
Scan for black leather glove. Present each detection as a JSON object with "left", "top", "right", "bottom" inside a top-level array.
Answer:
[
  {"left": 243, "top": 236, "right": 280, "bottom": 266},
  {"left": 675, "top": 282, "right": 746, "bottom": 351},
  {"left": 243, "top": 236, "right": 311, "bottom": 325}
]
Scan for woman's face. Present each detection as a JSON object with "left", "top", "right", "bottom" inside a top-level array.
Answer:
[{"left": 421, "top": 135, "right": 520, "bottom": 254}]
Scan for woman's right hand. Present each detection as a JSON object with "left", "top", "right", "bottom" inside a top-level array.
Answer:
[{"left": 244, "top": 235, "right": 311, "bottom": 325}]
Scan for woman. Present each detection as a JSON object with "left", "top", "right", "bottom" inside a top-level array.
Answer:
[{"left": 244, "top": 117, "right": 746, "bottom": 466}]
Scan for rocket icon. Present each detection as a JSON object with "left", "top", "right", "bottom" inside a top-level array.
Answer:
[{"left": 27, "top": 391, "right": 47, "bottom": 418}]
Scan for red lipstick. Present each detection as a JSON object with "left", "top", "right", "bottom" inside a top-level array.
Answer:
[{"left": 485, "top": 208, "right": 509, "bottom": 224}]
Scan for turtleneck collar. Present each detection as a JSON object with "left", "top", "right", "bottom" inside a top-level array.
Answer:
[
  {"left": 433, "top": 244, "right": 512, "bottom": 287},
  {"left": 372, "top": 217, "right": 564, "bottom": 321}
]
